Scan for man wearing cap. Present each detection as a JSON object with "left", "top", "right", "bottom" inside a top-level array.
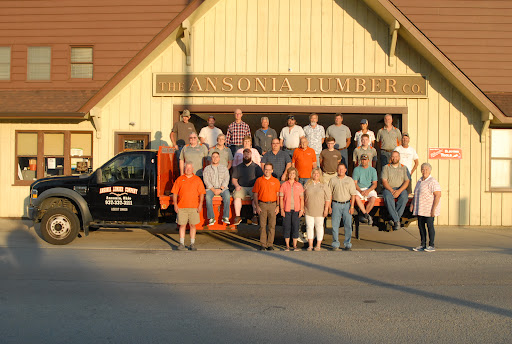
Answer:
[
  {"left": 320, "top": 136, "right": 346, "bottom": 185},
  {"left": 226, "top": 108, "right": 251, "bottom": 157},
  {"left": 326, "top": 113, "right": 351, "bottom": 165},
  {"left": 198, "top": 115, "right": 223, "bottom": 149},
  {"left": 381, "top": 151, "right": 410, "bottom": 231},
  {"left": 170, "top": 109, "right": 196, "bottom": 151},
  {"left": 352, "top": 154, "right": 378, "bottom": 225},
  {"left": 254, "top": 117, "right": 277, "bottom": 155},
  {"left": 280, "top": 115, "right": 305, "bottom": 158},
  {"left": 354, "top": 119, "right": 376, "bottom": 147},
  {"left": 261, "top": 138, "right": 292, "bottom": 182},
  {"left": 394, "top": 133, "right": 419, "bottom": 182},
  {"left": 179, "top": 133, "right": 208, "bottom": 177},
  {"left": 303, "top": 113, "right": 326, "bottom": 166},
  {"left": 353, "top": 134, "right": 378, "bottom": 168},
  {"left": 328, "top": 162, "right": 357, "bottom": 251},
  {"left": 232, "top": 149, "right": 264, "bottom": 226},
  {"left": 376, "top": 114, "right": 402, "bottom": 168}
]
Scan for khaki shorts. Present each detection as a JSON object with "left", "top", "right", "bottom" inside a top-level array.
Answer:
[
  {"left": 233, "top": 186, "right": 253, "bottom": 199},
  {"left": 322, "top": 172, "right": 337, "bottom": 185},
  {"left": 177, "top": 208, "right": 200, "bottom": 226},
  {"left": 355, "top": 187, "right": 378, "bottom": 201}
]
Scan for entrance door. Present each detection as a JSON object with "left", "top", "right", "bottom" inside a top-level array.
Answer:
[{"left": 115, "top": 133, "right": 150, "bottom": 154}]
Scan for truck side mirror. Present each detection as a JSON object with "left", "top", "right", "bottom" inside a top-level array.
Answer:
[{"left": 95, "top": 168, "right": 102, "bottom": 184}]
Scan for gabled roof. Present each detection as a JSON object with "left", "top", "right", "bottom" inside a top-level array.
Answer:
[
  {"left": 390, "top": 0, "right": 512, "bottom": 118},
  {"left": 362, "top": 0, "right": 510, "bottom": 123},
  {"left": 0, "top": 0, "right": 192, "bottom": 114}
]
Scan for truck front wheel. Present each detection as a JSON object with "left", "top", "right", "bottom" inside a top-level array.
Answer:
[{"left": 40, "top": 208, "right": 80, "bottom": 245}]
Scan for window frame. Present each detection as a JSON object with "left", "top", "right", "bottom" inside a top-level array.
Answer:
[
  {"left": 70, "top": 46, "right": 93, "bottom": 79},
  {"left": 14, "top": 130, "right": 93, "bottom": 186},
  {"left": 0, "top": 46, "right": 11, "bottom": 81},
  {"left": 489, "top": 128, "right": 512, "bottom": 192}
]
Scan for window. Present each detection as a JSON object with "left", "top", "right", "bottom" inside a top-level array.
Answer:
[
  {"left": 100, "top": 154, "right": 145, "bottom": 183},
  {"left": 490, "top": 129, "right": 512, "bottom": 190},
  {"left": 70, "top": 47, "right": 93, "bottom": 78},
  {"left": 27, "top": 46, "right": 51, "bottom": 80},
  {"left": 0, "top": 47, "right": 10, "bottom": 80},
  {"left": 16, "top": 131, "right": 93, "bottom": 185}
]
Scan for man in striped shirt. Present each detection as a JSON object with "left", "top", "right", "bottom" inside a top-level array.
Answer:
[{"left": 226, "top": 108, "right": 251, "bottom": 157}]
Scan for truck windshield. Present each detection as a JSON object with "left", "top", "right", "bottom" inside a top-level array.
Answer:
[{"left": 100, "top": 154, "right": 145, "bottom": 183}]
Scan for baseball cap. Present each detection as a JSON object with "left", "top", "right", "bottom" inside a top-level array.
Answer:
[
  {"left": 360, "top": 154, "right": 369, "bottom": 160},
  {"left": 287, "top": 115, "right": 295, "bottom": 120},
  {"left": 360, "top": 119, "right": 368, "bottom": 124},
  {"left": 402, "top": 132, "right": 409, "bottom": 137},
  {"left": 182, "top": 109, "right": 191, "bottom": 117}
]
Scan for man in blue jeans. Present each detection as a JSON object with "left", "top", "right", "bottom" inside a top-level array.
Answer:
[
  {"left": 203, "top": 151, "right": 231, "bottom": 226},
  {"left": 381, "top": 151, "right": 410, "bottom": 231},
  {"left": 328, "top": 163, "right": 357, "bottom": 251}
]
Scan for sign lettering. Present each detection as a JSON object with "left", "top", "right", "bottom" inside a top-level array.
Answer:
[
  {"left": 153, "top": 74, "right": 427, "bottom": 97},
  {"left": 428, "top": 148, "right": 462, "bottom": 160}
]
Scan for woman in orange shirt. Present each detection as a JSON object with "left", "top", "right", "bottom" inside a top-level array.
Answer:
[{"left": 279, "top": 167, "right": 304, "bottom": 251}]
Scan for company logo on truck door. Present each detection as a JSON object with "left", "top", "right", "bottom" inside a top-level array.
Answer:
[
  {"left": 99, "top": 186, "right": 138, "bottom": 207},
  {"left": 99, "top": 186, "right": 139, "bottom": 196}
]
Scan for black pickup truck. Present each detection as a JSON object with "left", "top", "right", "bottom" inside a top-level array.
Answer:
[{"left": 29, "top": 147, "right": 184, "bottom": 245}]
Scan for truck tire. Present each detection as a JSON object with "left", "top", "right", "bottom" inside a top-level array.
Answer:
[{"left": 40, "top": 208, "right": 80, "bottom": 245}]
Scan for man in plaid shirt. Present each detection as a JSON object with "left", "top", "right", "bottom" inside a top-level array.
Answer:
[{"left": 226, "top": 108, "right": 251, "bottom": 156}]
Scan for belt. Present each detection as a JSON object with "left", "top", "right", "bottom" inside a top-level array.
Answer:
[
  {"left": 332, "top": 200, "right": 350, "bottom": 204},
  {"left": 259, "top": 201, "right": 276, "bottom": 204},
  {"left": 381, "top": 149, "right": 394, "bottom": 153}
]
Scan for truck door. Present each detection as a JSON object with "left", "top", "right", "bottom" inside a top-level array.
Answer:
[{"left": 88, "top": 152, "right": 151, "bottom": 221}]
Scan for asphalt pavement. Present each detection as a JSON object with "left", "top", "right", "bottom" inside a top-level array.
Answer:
[{"left": 1, "top": 219, "right": 511, "bottom": 343}]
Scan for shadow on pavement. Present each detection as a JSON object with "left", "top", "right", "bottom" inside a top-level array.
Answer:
[{"left": 264, "top": 251, "right": 512, "bottom": 319}]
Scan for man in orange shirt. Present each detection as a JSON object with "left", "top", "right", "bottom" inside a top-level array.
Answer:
[
  {"left": 171, "top": 162, "right": 206, "bottom": 251},
  {"left": 292, "top": 137, "right": 317, "bottom": 186},
  {"left": 253, "top": 163, "right": 281, "bottom": 250}
]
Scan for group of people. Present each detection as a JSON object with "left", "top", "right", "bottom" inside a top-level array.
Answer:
[{"left": 170, "top": 109, "right": 440, "bottom": 253}]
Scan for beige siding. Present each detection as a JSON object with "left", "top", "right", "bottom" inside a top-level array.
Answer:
[
  {"left": 2, "top": 0, "right": 510, "bottom": 223},
  {"left": 0, "top": 121, "right": 95, "bottom": 217}
]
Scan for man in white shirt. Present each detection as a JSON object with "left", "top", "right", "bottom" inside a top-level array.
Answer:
[
  {"left": 198, "top": 115, "right": 223, "bottom": 149},
  {"left": 279, "top": 114, "right": 305, "bottom": 158},
  {"left": 394, "top": 133, "right": 419, "bottom": 194}
]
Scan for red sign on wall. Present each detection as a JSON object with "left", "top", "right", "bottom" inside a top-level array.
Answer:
[{"left": 428, "top": 148, "right": 462, "bottom": 160}]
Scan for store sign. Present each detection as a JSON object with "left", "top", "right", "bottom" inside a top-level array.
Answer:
[
  {"left": 428, "top": 148, "right": 462, "bottom": 160},
  {"left": 153, "top": 73, "right": 427, "bottom": 97}
]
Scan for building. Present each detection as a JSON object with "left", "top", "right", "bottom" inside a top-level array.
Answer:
[{"left": 0, "top": 0, "right": 511, "bottom": 226}]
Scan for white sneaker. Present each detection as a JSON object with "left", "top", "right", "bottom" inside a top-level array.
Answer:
[
  {"left": 208, "top": 218, "right": 216, "bottom": 226},
  {"left": 424, "top": 246, "right": 435, "bottom": 252},
  {"left": 296, "top": 236, "right": 304, "bottom": 243}
]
